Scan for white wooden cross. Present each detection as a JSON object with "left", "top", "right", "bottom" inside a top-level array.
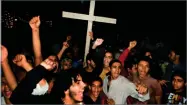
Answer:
[{"left": 62, "top": 0, "right": 117, "bottom": 62}]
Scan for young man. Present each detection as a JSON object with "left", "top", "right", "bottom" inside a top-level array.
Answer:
[
  {"left": 103, "top": 59, "right": 150, "bottom": 105},
  {"left": 132, "top": 56, "right": 162, "bottom": 104},
  {"left": 162, "top": 70, "right": 186, "bottom": 104},
  {"left": 79, "top": 52, "right": 97, "bottom": 86},
  {"left": 83, "top": 76, "right": 106, "bottom": 104},
  {"left": 9, "top": 56, "right": 86, "bottom": 104},
  {"left": 160, "top": 48, "right": 185, "bottom": 87}
]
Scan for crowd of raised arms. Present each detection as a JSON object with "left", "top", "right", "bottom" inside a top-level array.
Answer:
[{"left": 1, "top": 16, "right": 186, "bottom": 105}]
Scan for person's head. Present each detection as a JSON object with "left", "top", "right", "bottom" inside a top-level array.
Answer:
[
  {"left": 137, "top": 56, "right": 150, "bottom": 79},
  {"left": 72, "top": 43, "right": 79, "bottom": 54},
  {"left": 86, "top": 53, "right": 96, "bottom": 69},
  {"left": 61, "top": 58, "right": 72, "bottom": 70},
  {"left": 109, "top": 59, "right": 122, "bottom": 80},
  {"left": 51, "top": 70, "right": 86, "bottom": 103},
  {"left": 47, "top": 55, "right": 60, "bottom": 73},
  {"left": 19, "top": 49, "right": 34, "bottom": 66},
  {"left": 1, "top": 76, "right": 12, "bottom": 98},
  {"left": 168, "top": 48, "right": 180, "bottom": 63},
  {"left": 103, "top": 51, "right": 113, "bottom": 67},
  {"left": 65, "top": 48, "right": 74, "bottom": 59},
  {"left": 89, "top": 77, "right": 103, "bottom": 98},
  {"left": 124, "top": 55, "right": 138, "bottom": 75},
  {"left": 172, "top": 71, "right": 186, "bottom": 92}
]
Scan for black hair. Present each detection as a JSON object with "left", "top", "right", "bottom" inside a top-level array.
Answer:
[
  {"left": 105, "top": 50, "right": 114, "bottom": 59},
  {"left": 89, "top": 76, "right": 103, "bottom": 87},
  {"left": 86, "top": 52, "right": 94, "bottom": 61},
  {"left": 19, "top": 49, "right": 34, "bottom": 66},
  {"left": 169, "top": 47, "right": 181, "bottom": 56},
  {"left": 50, "top": 69, "right": 81, "bottom": 98},
  {"left": 171, "top": 70, "right": 186, "bottom": 83},
  {"left": 137, "top": 56, "right": 151, "bottom": 64},
  {"left": 109, "top": 59, "right": 122, "bottom": 68},
  {"left": 124, "top": 55, "right": 138, "bottom": 70}
]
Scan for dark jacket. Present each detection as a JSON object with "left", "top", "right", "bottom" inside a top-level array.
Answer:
[{"left": 10, "top": 65, "right": 62, "bottom": 104}]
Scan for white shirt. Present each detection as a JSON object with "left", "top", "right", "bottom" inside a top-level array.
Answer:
[
  {"left": 103, "top": 75, "right": 150, "bottom": 104},
  {"left": 1, "top": 97, "right": 6, "bottom": 105}
]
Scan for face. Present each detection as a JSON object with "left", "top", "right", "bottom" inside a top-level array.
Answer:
[
  {"left": 90, "top": 81, "right": 102, "bottom": 98},
  {"left": 128, "top": 64, "right": 137, "bottom": 75},
  {"left": 168, "top": 51, "right": 176, "bottom": 61},
  {"left": 1, "top": 77, "right": 12, "bottom": 98},
  {"left": 87, "top": 60, "right": 96, "bottom": 69},
  {"left": 48, "top": 55, "right": 59, "bottom": 71},
  {"left": 69, "top": 74, "right": 86, "bottom": 102},
  {"left": 172, "top": 76, "right": 185, "bottom": 92},
  {"left": 137, "top": 60, "right": 149, "bottom": 78},
  {"left": 73, "top": 46, "right": 79, "bottom": 53},
  {"left": 62, "top": 60, "right": 72, "bottom": 70},
  {"left": 110, "top": 62, "right": 122, "bottom": 79},
  {"left": 67, "top": 53, "right": 73, "bottom": 59},
  {"left": 104, "top": 52, "right": 113, "bottom": 67}
]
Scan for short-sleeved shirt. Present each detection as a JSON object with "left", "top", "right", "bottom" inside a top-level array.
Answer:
[{"left": 132, "top": 76, "right": 162, "bottom": 104}]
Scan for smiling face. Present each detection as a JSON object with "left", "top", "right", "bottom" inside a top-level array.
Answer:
[
  {"left": 1, "top": 77, "right": 12, "bottom": 98},
  {"left": 90, "top": 80, "right": 102, "bottom": 98}
]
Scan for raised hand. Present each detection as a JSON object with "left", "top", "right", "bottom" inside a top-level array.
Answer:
[
  {"left": 62, "top": 41, "right": 69, "bottom": 50},
  {"left": 13, "top": 54, "right": 28, "bottom": 67},
  {"left": 136, "top": 83, "right": 148, "bottom": 95},
  {"left": 129, "top": 40, "right": 137, "bottom": 49},
  {"left": 159, "top": 80, "right": 169, "bottom": 87},
  {"left": 88, "top": 31, "right": 94, "bottom": 40},
  {"left": 107, "top": 98, "right": 115, "bottom": 105},
  {"left": 29, "top": 16, "right": 41, "bottom": 30},
  {"left": 1, "top": 45, "right": 8, "bottom": 63},
  {"left": 94, "top": 38, "right": 104, "bottom": 46},
  {"left": 40, "top": 56, "right": 57, "bottom": 71}
]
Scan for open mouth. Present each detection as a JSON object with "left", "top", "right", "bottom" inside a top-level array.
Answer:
[
  {"left": 78, "top": 92, "right": 83, "bottom": 99},
  {"left": 4, "top": 91, "right": 12, "bottom": 97}
]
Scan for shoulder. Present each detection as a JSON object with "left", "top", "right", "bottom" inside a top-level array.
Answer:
[
  {"left": 119, "top": 75, "right": 131, "bottom": 83},
  {"left": 148, "top": 77, "right": 159, "bottom": 84}
]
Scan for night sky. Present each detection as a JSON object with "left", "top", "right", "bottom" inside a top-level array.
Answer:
[{"left": 2, "top": 1, "right": 186, "bottom": 60}]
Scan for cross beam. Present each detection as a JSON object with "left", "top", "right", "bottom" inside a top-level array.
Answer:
[{"left": 62, "top": 0, "right": 117, "bottom": 63}]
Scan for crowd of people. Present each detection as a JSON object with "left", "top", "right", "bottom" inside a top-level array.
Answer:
[{"left": 1, "top": 16, "right": 186, "bottom": 105}]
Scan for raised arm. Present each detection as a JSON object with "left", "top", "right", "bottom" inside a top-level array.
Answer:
[
  {"left": 57, "top": 41, "right": 69, "bottom": 60},
  {"left": 10, "top": 56, "right": 57, "bottom": 104},
  {"left": 119, "top": 40, "right": 137, "bottom": 67},
  {"left": 1, "top": 45, "right": 17, "bottom": 91},
  {"left": 29, "top": 16, "right": 43, "bottom": 66},
  {"left": 13, "top": 54, "right": 33, "bottom": 72},
  {"left": 90, "top": 38, "right": 105, "bottom": 76}
]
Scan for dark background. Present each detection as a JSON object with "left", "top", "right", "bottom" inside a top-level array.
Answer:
[{"left": 2, "top": 1, "right": 186, "bottom": 61}]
